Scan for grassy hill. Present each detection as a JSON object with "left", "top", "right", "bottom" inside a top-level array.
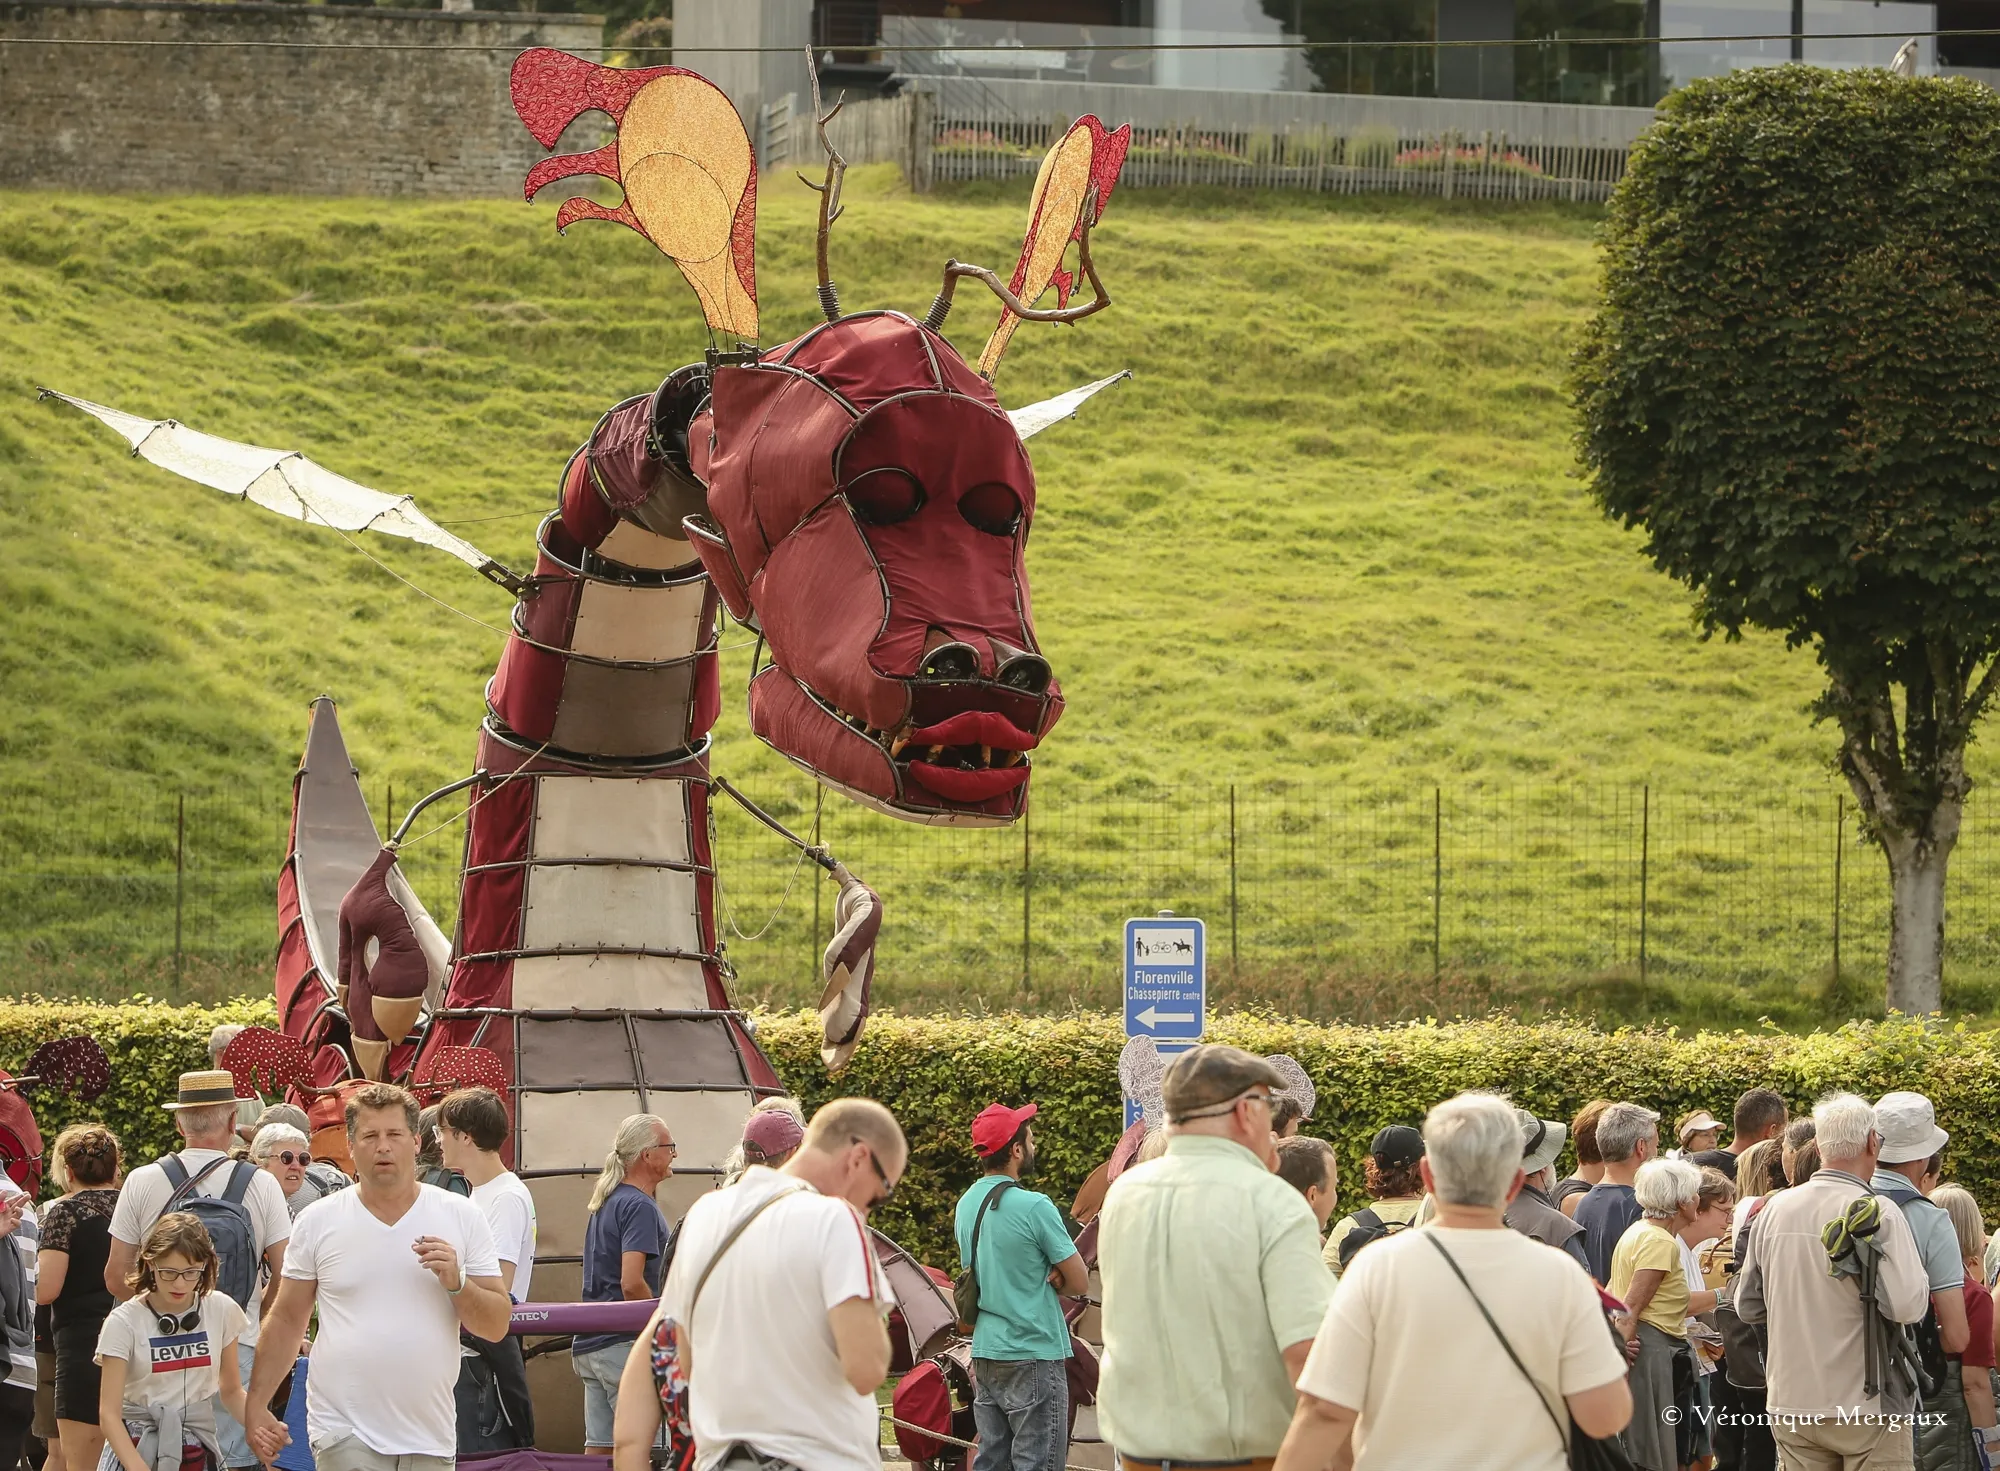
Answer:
[{"left": 2, "top": 170, "right": 1980, "bottom": 1023}]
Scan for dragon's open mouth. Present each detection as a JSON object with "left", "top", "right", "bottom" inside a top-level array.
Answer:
[{"left": 818, "top": 701, "right": 1038, "bottom": 802}]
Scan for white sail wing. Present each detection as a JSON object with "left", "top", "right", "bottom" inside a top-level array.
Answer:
[
  {"left": 1006, "top": 370, "right": 1131, "bottom": 442},
  {"left": 42, "top": 389, "right": 496, "bottom": 572}
]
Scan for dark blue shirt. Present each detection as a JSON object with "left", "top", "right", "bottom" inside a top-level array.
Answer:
[
  {"left": 1574, "top": 1181, "right": 1643, "bottom": 1287},
  {"left": 573, "top": 1182, "right": 669, "bottom": 1354}
]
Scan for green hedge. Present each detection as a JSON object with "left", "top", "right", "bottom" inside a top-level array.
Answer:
[{"left": 12, "top": 1001, "right": 2000, "bottom": 1270}]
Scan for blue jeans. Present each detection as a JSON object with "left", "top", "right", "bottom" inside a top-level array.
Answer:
[
  {"left": 571, "top": 1340, "right": 632, "bottom": 1451},
  {"left": 971, "top": 1358, "right": 1068, "bottom": 1471}
]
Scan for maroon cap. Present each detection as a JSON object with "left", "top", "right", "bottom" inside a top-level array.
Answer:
[
  {"left": 741, "top": 1109, "right": 805, "bottom": 1162},
  {"left": 972, "top": 1103, "right": 1039, "bottom": 1157}
]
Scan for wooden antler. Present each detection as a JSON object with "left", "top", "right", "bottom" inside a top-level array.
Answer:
[
  {"left": 796, "top": 48, "right": 848, "bottom": 323},
  {"left": 922, "top": 211, "right": 1112, "bottom": 340}
]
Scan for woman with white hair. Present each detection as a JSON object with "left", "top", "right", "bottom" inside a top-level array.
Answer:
[
  {"left": 249, "top": 1123, "right": 319, "bottom": 1217},
  {"left": 1610, "top": 1157, "right": 1708, "bottom": 1471}
]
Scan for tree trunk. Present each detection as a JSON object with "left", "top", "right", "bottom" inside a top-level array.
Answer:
[{"left": 1882, "top": 829, "right": 1951, "bottom": 1015}]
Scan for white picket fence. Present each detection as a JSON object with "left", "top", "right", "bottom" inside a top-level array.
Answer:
[{"left": 759, "top": 84, "right": 1648, "bottom": 202}]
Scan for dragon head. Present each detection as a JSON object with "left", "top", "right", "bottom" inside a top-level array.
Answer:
[{"left": 512, "top": 50, "right": 1130, "bottom": 823}]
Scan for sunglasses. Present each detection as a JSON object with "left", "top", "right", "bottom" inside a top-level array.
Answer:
[{"left": 267, "top": 1151, "right": 307, "bottom": 1166}]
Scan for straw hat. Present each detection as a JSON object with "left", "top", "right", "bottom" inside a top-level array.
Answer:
[{"left": 163, "top": 1070, "right": 240, "bottom": 1111}]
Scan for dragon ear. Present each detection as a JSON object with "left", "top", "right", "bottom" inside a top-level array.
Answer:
[
  {"left": 977, "top": 116, "right": 1132, "bottom": 379},
  {"left": 512, "top": 48, "right": 759, "bottom": 341}
]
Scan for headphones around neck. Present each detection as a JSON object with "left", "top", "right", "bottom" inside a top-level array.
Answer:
[{"left": 154, "top": 1305, "right": 201, "bottom": 1335}]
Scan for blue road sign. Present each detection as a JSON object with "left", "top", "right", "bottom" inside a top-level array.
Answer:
[{"left": 1124, "top": 916, "right": 1206, "bottom": 1126}]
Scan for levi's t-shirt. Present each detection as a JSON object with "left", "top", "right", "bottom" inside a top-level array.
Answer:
[{"left": 95, "top": 1293, "right": 250, "bottom": 1411}]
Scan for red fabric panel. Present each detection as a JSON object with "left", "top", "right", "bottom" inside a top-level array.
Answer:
[
  {"left": 587, "top": 396, "right": 657, "bottom": 511},
  {"left": 753, "top": 507, "right": 900, "bottom": 729},
  {"left": 890, "top": 1362, "right": 953, "bottom": 1463},
  {"left": 559, "top": 449, "right": 617, "bottom": 551},
  {"left": 451, "top": 775, "right": 534, "bottom": 987},
  {"left": 776, "top": 314, "right": 948, "bottom": 408},
  {"left": 690, "top": 649, "right": 720, "bottom": 739},
  {"left": 835, "top": 394, "right": 1038, "bottom": 680},
  {"left": 686, "top": 521, "right": 752, "bottom": 621},
  {"left": 487, "top": 641, "right": 564, "bottom": 743},
  {"left": 703, "top": 367, "right": 854, "bottom": 582},
  {"left": 747, "top": 668, "right": 897, "bottom": 801}
]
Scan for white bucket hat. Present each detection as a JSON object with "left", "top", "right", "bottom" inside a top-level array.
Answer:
[{"left": 1875, "top": 1090, "right": 1950, "bottom": 1165}]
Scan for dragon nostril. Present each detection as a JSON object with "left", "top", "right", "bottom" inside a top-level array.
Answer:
[
  {"left": 997, "top": 654, "right": 1052, "bottom": 695},
  {"left": 919, "top": 643, "right": 981, "bottom": 681}
]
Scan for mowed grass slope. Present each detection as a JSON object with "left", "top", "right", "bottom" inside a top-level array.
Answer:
[{"left": 0, "top": 171, "right": 1866, "bottom": 810}]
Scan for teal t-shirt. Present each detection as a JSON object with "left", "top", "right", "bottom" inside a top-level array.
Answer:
[{"left": 952, "top": 1176, "right": 1077, "bottom": 1362}]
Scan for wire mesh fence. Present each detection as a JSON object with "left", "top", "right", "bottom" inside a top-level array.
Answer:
[{"left": 3, "top": 776, "right": 1997, "bottom": 1009}]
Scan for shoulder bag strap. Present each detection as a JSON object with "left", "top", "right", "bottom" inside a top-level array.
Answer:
[
  {"left": 686, "top": 1184, "right": 811, "bottom": 1330},
  {"left": 967, "top": 1179, "right": 1018, "bottom": 1274},
  {"left": 1425, "top": 1234, "right": 1570, "bottom": 1457}
]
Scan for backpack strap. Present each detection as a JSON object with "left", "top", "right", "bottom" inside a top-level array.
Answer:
[
  {"left": 220, "top": 1161, "right": 257, "bottom": 1207},
  {"left": 161, "top": 1154, "right": 231, "bottom": 1215},
  {"left": 683, "top": 1184, "right": 810, "bottom": 1349},
  {"left": 1351, "top": 1206, "right": 1384, "bottom": 1236}
]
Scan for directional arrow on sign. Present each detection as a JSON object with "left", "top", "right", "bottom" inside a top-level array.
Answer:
[{"left": 1135, "top": 1006, "right": 1196, "bottom": 1029}]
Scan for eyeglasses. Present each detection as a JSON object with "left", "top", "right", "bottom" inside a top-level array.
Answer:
[
  {"left": 651, "top": 1140, "right": 678, "bottom": 1156},
  {"left": 854, "top": 1139, "right": 896, "bottom": 1208},
  {"left": 153, "top": 1266, "right": 203, "bottom": 1284}
]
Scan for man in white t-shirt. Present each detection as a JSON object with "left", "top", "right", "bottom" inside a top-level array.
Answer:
[
  {"left": 610, "top": 1098, "right": 907, "bottom": 1471},
  {"left": 242, "top": 1083, "right": 509, "bottom": 1471},
  {"left": 105, "top": 1070, "right": 292, "bottom": 1471},
  {"left": 438, "top": 1086, "right": 537, "bottom": 1452},
  {"left": 1271, "top": 1092, "right": 1633, "bottom": 1471}
]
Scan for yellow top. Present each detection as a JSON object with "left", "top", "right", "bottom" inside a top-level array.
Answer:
[{"left": 1610, "top": 1218, "right": 1689, "bottom": 1337}]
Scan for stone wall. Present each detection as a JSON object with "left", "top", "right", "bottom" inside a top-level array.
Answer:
[{"left": 0, "top": 0, "right": 602, "bottom": 196}]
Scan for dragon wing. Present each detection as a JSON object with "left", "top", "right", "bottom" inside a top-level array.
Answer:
[{"left": 41, "top": 389, "right": 507, "bottom": 579}]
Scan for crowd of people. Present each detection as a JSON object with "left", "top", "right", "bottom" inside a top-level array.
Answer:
[{"left": 0, "top": 1019, "right": 1994, "bottom": 1471}]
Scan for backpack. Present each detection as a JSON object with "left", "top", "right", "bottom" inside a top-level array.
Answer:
[
  {"left": 1873, "top": 1178, "right": 1950, "bottom": 1396},
  {"left": 1717, "top": 1196, "right": 1769, "bottom": 1390},
  {"left": 1337, "top": 1206, "right": 1412, "bottom": 1271},
  {"left": 953, "top": 1180, "right": 1018, "bottom": 1333},
  {"left": 157, "top": 1154, "right": 261, "bottom": 1311}
]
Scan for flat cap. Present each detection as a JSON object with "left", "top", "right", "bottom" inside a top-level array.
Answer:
[{"left": 1163, "top": 1045, "right": 1286, "bottom": 1122}]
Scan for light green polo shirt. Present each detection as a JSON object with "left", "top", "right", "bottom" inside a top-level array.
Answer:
[{"left": 1096, "top": 1134, "right": 1335, "bottom": 1461}]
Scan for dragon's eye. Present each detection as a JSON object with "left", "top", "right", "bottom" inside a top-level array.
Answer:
[
  {"left": 845, "top": 468, "right": 925, "bottom": 526},
  {"left": 959, "top": 482, "right": 1023, "bottom": 536}
]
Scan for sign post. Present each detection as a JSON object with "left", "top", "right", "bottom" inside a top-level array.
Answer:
[{"left": 1123, "top": 914, "right": 1206, "bottom": 1127}]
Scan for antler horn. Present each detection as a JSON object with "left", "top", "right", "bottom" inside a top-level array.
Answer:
[
  {"left": 796, "top": 48, "right": 848, "bottom": 323},
  {"left": 923, "top": 211, "right": 1111, "bottom": 338}
]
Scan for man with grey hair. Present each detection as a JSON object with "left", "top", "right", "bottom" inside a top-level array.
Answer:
[
  {"left": 1736, "top": 1092, "right": 1929, "bottom": 1469},
  {"left": 1098, "top": 1045, "right": 1331, "bottom": 1471},
  {"left": 105, "top": 1070, "right": 293, "bottom": 1471},
  {"left": 1273, "top": 1092, "right": 1630, "bottom": 1471},
  {"left": 1574, "top": 1101, "right": 1657, "bottom": 1285}
]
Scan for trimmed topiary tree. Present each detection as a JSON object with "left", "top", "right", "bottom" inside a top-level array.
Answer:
[{"left": 1573, "top": 65, "right": 2000, "bottom": 1014}]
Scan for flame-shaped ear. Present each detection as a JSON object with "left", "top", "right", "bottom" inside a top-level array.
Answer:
[
  {"left": 512, "top": 48, "right": 759, "bottom": 340},
  {"left": 978, "top": 116, "right": 1132, "bottom": 379}
]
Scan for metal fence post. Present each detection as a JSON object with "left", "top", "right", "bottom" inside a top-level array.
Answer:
[
  {"left": 1229, "top": 785, "right": 1240, "bottom": 981},
  {"left": 1021, "top": 802, "right": 1032, "bottom": 993},
  {"left": 1833, "top": 794, "right": 1844, "bottom": 980},
  {"left": 174, "top": 793, "right": 185, "bottom": 989},
  {"left": 1639, "top": 785, "right": 1650, "bottom": 982},
  {"left": 1432, "top": 787, "right": 1442, "bottom": 982}
]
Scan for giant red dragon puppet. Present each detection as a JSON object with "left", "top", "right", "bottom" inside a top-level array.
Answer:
[{"left": 42, "top": 52, "right": 1131, "bottom": 1324}]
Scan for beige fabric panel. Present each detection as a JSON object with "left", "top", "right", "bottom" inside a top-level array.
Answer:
[
  {"left": 658, "top": 1171, "right": 718, "bottom": 1227},
  {"left": 531, "top": 776, "right": 695, "bottom": 864},
  {"left": 653, "top": 1088, "right": 755, "bottom": 1173},
  {"left": 510, "top": 953, "right": 709, "bottom": 1011},
  {"left": 526, "top": 1174, "right": 599, "bottom": 1260},
  {"left": 521, "top": 863, "right": 702, "bottom": 953},
  {"left": 519, "top": 1089, "right": 646, "bottom": 1173},
  {"left": 570, "top": 578, "right": 708, "bottom": 663},
  {"left": 598, "top": 520, "right": 694, "bottom": 571}
]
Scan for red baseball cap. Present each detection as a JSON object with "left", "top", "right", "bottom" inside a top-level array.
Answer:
[
  {"left": 741, "top": 1109, "right": 805, "bottom": 1162},
  {"left": 972, "top": 1103, "right": 1039, "bottom": 1156}
]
